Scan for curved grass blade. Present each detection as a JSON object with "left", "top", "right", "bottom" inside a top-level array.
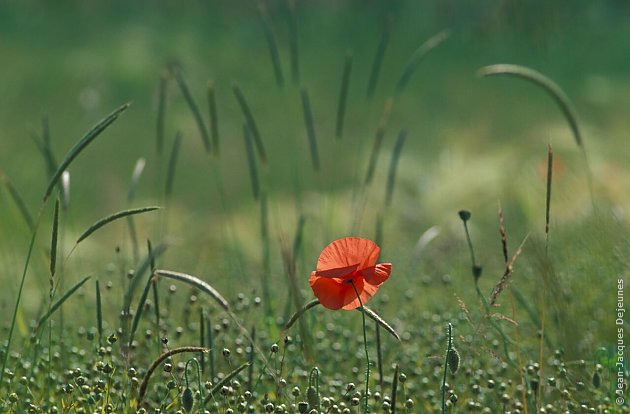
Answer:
[
  {"left": 233, "top": 84, "right": 267, "bottom": 164},
  {"left": 138, "top": 346, "right": 209, "bottom": 405},
  {"left": 385, "top": 129, "right": 407, "bottom": 207},
  {"left": 156, "top": 71, "right": 168, "bottom": 155},
  {"left": 76, "top": 206, "right": 161, "bottom": 244},
  {"left": 243, "top": 124, "right": 260, "bottom": 200},
  {"left": 301, "top": 88, "right": 320, "bottom": 171},
  {"left": 1, "top": 173, "right": 35, "bottom": 231},
  {"left": 204, "top": 362, "right": 250, "bottom": 403},
  {"left": 156, "top": 269, "right": 230, "bottom": 311},
  {"left": 207, "top": 81, "right": 220, "bottom": 156},
  {"left": 172, "top": 67, "right": 211, "bottom": 152},
  {"left": 259, "top": 2, "right": 284, "bottom": 87},
  {"left": 61, "top": 171, "right": 70, "bottom": 210},
  {"left": 335, "top": 52, "right": 353, "bottom": 139},
  {"left": 367, "top": 16, "right": 391, "bottom": 98},
  {"left": 396, "top": 30, "right": 449, "bottom": 94},
  {"left": 44, "top": 102, "right": 130, "bottom": 201},
  {"left": 37, "top": 276, "right": 90, "bottom": 329},
  {"left": 479, "top": 64, "right": 582, "bottom": 147},
  {"left": 284, "top": 299, "right": 400, "bottom": 341},
  {"left": 287, "top": 0, "right": 299, "bottom": 82}
]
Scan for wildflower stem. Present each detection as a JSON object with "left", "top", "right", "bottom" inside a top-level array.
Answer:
[{"left": 350, "top": 280, "right": 370, "bottom": 414}]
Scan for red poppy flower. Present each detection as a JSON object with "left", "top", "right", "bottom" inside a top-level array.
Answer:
[{"left": 309, "top": 237, "right": 392, "bottom": 310}]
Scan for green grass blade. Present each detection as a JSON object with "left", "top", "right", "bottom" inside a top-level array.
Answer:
[
  {"left": 301, "top": 88, "right": 320, "bottom": 171},
  {"left": 165, "top": 132, "right": 183, "bottom": 198},
  {"left": 156, "top": 70, "right": 168, "bottom": 155},
  {"left": 233, "top": 84, "right": 268, "bottom": 164},
  {"left": 129, "top": 270, "right": 154, "bottom": 348},
  {"left": 49, "top": 199, "right": 60, "bottom": 294},
  {"left": 385, "top": 129, "right": 407, "bottom": 207},
  {"left": 172, "top": 67, "right": 211, "bottom": 152},
  {"left": 155, "top": 269, "right": 230, "bottom": 311},
  {"left": 335, "top": 52, "right": 353, "bottom": 139},
  {"left": 287, "top": 0, "right": 299, "bottom": 83},
  {"left": 123, "top": 242, "right": 167, "bottom": 315},
  {"left": 545, "top": 144, "right": 553, "bottom": 245},
  {"left": 76, "top": 206, "right": 161, "bottom": 244},
  {"left": 396, "top": 30, "right": 449, "bottom": 94},
  {"left": 207, "top": 81, "right": 220, "bottom": 156},
  {"left": 37, "top": 276, "right": 90, "bottom": 329},
  {"left": 96, "top": 280, "right": 103, "bottom": 345},
  {"left": 259, "top": 1, "right": 284, "bottom": 87},
  {"left": 367, "top": 16, "right": 391, "bottom": 99},
  {"left": 204, "top": 362, "right": 250, "bottom": 403},
  {"left": 1, "top": 173, "right": 35, "bottom": 231},
  {"left": 43, "top": 102, "right": 130, "bottom": 201},
  {"left": 1, "top": 220, "right": 39, "bottom": 385},
  {"left": 243, "top": 123, "right": 260, "bottom": 200},
  {"left": 479, "top": 64, "right": 582, "bottom": 147},
  {"left": 364, "top": 98, "right": 393, "bottom": 185}
]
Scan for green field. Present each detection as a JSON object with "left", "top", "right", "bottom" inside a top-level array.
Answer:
[{"left": 1, "top": 1, "right": 629, "bottom": 413}]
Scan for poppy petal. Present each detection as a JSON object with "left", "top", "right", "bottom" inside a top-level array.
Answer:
[
  {"left": 361, "top": 263, "right": 392, "bottom": 286},
  {"left": 314, "top": 263, "right": 359, "bottom": 279},
  {"left": 309, "top": 272, "right": 348, "bottom": 310},
  {"left": 317, "top": 237, "right": 380, "bottom": 272}
]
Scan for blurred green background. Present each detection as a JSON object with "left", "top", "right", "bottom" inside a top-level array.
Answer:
[{"left": 0, "top": 1, "right": 629, "bottom": 348}]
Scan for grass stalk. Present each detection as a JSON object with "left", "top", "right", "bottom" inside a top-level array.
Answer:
[
  {"left": 300, "top": 88, "right": 320, "bottom": 171},
  {"left": 287, "top": 0, "right": 299, "bottom": 82},
  {"left": 1, "top": 173, "right": 35, "bottom": 231},
  {"left": 37, "top": 276, "right": 91, "bottom": 329},
  {"left": 396, "top": 30, "right": 449, "bottom": 94},
  {"left": 385, "top": 129, "right": 407, "bottom": 207},
  {"left": 165, "top": 132, "right": 183, "bottom": 198},
  {"left": 258, "top": 1, "right": 285, "bottom": 87},
  {"left": 96, "top": 280, "right": 103, "bottom": 346},
  {"left": 244, "top": 123, "right": 260, "bottom": 200},
  {"left": 367, "top": 16, "right": 392, "bottom": 99},
  {"left": 336, "top": 52, "right": 353, "bottom": 139},
  {"left": 75, "top": 206, "right": 161, "bottom": 244},
  {"left": 172, "top": 67, "right": 211, "bottom": 153},
  {"left": 44, "top": 102, "right": 130, "bottom": 201},
  {"left": 233, "top": 84, "right": 268, "bottom": 164},
  {"left": 207, "top": 81, "right": 220, "bottom": 156},
  {"left": 156, "top": 71, "right": 168, "bottom": 155}
]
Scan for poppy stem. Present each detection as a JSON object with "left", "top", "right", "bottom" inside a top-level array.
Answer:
[
  {"left": 350, "top": 280, "right": 370, "bottom": 414},
  {"left": 441, "top": 323, "right": 453, "bottom": 414}
]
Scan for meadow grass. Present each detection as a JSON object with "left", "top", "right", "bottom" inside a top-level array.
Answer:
[{"left": 0, "top": 2, "right": 628, "bottom": 414}]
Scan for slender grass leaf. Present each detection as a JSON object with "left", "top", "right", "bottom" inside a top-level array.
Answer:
[
  {"left": 287, "top": 0, "right": 299, "bottom": 82},
  {"left": 396, "top": 30, "right": 449, "bottom": 94},
  {"left": 76, "top": 206, "right": 161, "bottom": 244},
  {"left": 50, "top": 199, "right": 60, "bottom": 282},
  {"left": 367, "top": 16, "right": 391, "bottom": 98},
  {"left": 301, "top": 88, "right": 320, "bottom": 171},
  {"left": 156, "top": 269, "right": 230, "bottom": 311},
  {"left": 37, "top": 276, "right": 90, "bottom": 329},
  {"left": 172, "top": 67, "right": 211, "bottom": 152},
  {"left": 96, "top": 280, "right": 103, "bottom": 345},
  {"left": 479, "top": 64, "right": 582, "bottom": 147},
  {"left": 207, "top": 81, "right": 220, "bottom": 156},
  {"left": 243, "top": 124, "right": 260, "bottom": 200},
  {"left": 385, "top": 129, "right": 407, "bottom": 207},
  {"left": 43, "top": 102, "right": 130, "bottom": 201},
  {"left": 204, "top": 362, "right": 250, "bottom": 403},
  {"left": 336, "top": 52, "right": 353, "bottom": 139},
  {"left": 165, "top": 132, "right": 183, "bottom": 198},
  {"left": 156, "top": 71, "right": 168, "bottom": 155},
  {"left": 259, "top": 2, "right": 284, "bottom": 87},
  {"left": 1, "top": 173, "right": 35, "bottom": 231},
  {"left": 233, "top": 84, "right": 267, "bottom": 164}
]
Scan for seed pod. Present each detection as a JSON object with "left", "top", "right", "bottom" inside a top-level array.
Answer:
[
  {"left": 307, "top": 386, "right": 319, "bottom": 410},
  {"left": 592, "top": 371, "right": 601, "bottom": 389},
  {"left": 447, "top": 348, "right": 460, "bottom": 374},
  {"left": 182, "top": 387, "right": 194, "bottom": 412}
]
